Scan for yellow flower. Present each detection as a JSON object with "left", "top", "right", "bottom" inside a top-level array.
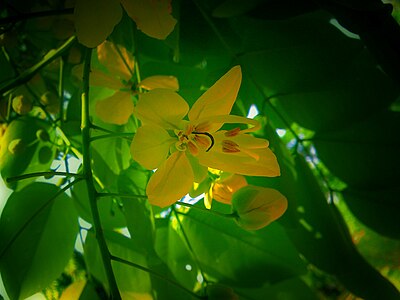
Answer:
[
  {"left": 73, "top": 41, "right": 179, "bottom": 125},
  {"left": 131, "top": 66, "right": 280, "bottom": 207}
]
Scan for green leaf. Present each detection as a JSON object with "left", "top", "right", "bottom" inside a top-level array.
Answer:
[
  {"left": 71, "top": 180, "right": 127, "bottom": 229},
  {"left": 253, "top": 125, "right": 400, "bottom": 299},
  {"left": 179, "top": 204, "right": 307, "bottom": 287},
  {"left": 0, "top": 182, "right": 78, "bottom": 300},
  {"left": 84, "top": 230, "right": 152, "bottom": 295},
  {"left": 118, "top": 165, "right": 155, "bottom": 250},
  {"left": 313, "top": 110, "right": 400, "bottom": 189},
  {"left": 342, "top": 187, "right": 400, "bottom": 239},
  {"left": 0, "top": 117, "right": 56, "bottom": 189},
  {"left": 154, "top": 218, "right": 200, "bottom": 292}
]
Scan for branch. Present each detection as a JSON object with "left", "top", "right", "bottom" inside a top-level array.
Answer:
[{"left": 81, "top": 48, "right": 121, "bottom": 300}]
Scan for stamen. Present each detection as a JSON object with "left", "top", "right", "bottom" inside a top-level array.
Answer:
[
  {"left": 222, "top": 140, "right": 240, "bottom": 153},
  {"left": 187, "top": 141, "right": 199, "bottom": 156},
  {"left": 192, "top": 131, "right": 215, "bottom": 152},
  {"left": 225, "top": 127, "right": 241, "bottom": 137}
]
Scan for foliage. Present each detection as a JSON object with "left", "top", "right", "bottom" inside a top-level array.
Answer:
[{"left": 1, "top": 0, "right": 400, "bottom": 299}]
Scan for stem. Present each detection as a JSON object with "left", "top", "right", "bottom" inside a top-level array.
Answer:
[
  {"left": 110, "top": 255, "right": 206, "bottom": 299},
  {"left": 6, "top": 171, "right": 82, "bottom": 183},
  {"left": 90, "top": 132, "right": 134, "bottom": 142},
  {"left": 0, "top": 36, "right": 76, "bottom": 95},
  {"left": 97, "top": 193, "right": 147, "bottom": 200},
  {"left": 176, "top": 201, "right": 235, "bottom": 219},
  {"left": 81, "top": 48, "right": 121, "bottom": 300}
]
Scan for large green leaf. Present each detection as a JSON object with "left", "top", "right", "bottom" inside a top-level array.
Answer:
[
  {"left": 251, "top": 125, "right": 400, "bottom": 299},
  {"left": 84, "top": 230, "right": 152, "bottom": 295},
  {"left": 179, "top": 204, "right": 307, "bottom": 287},
  {"left": 0, "top": 182, "right": 78, "bottom": 300},
  {"left": 0, "top": 117, "right": 56, "bottom": 189},
  {"left": 118, "top": 164, "right": 155, "bottom": 250},
  {"left": 313, "top": 110, "right": 400, "bottom": 189},
  {"left": 342, "top": 187, "right": 400, "bottom": 239}
]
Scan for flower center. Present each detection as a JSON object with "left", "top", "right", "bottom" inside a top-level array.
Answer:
[{"left": 174, "top": 125, "right": 214, "bottom": 155}]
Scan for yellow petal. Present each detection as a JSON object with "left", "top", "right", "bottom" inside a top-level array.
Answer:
[
  {"left": 97, "top": 41, "right": 134, "bottom": 80},
  {"left": 95, "top": 91, "right": 133, "bottom": 125},
  {"left": 139, "top": 75, "right": 179, "bottom": 91},
  {"left": 188, "top": 66, "right": 242, "bottom": 122},
  {"left": 72, "top": 64, "right": 123, "bottom": 89},
  {"left": 213, "top": 174, "right": 247, "bottom": 204},
  {"left": 74, "top": 0, "right": 122, "bottom": 48},
  {"left": 130, "top": 125, "right": 174, "bottom": 170},
  {"left": 120, "top": 0, "right": 177, "bottom": 40},
  {"left": 134, "top": 89, "right": 188, "bottom": 129},
  {"left": 232, "top": 186, "right": 288, "bottom": 230},
  {"left": 146, "top": 152, "right": 194, "bottom": 207},
  {"left": 197, "top": 147, "right": 280, "bottom": 177}
]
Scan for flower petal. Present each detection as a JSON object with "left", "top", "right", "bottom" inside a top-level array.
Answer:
[
  {"left": 74, "top": 0, "right": 122, "bottom": 48},
  {"left": 232, "top": 186, "right": 288, "bottom": 230},
  {"left": 188, "top": 66, "right": 241, "bottom": 122},
  {"left": 97, "top": 41, "right": 134, "bottom": 80},
  {"left": 95, "top": 91, "right": 133, "bottom": 125},
  {"left": 130, "top": 125, "right": 174, "bottom": 170},
  {"left": 120, "top": 0, "right": 177, "bottom": 40},
  {"left": 197, "top": 147, "right": 280, "bottom": 177},
  {"left": 139, "top": 75, "right": 179, "bottom": 91},
  {"left": 134, "top": 89, "right": 189, "bottom": 129},
  {"left": 72, "top": 65, "right": 123, "bottom": 90},
  {"left": 213, "top": 174, "right": 247, "bottom": 204},
  {"left": 146, "top": 152, "right": 194, "bottom": 207}
]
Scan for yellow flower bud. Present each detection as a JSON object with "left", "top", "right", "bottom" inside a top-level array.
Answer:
[
  {"left": 232, "top": 186, "right": 287, "bottom": 230},
  {"left": 40, "top": 91, "right": 60, "bottom": 114}
]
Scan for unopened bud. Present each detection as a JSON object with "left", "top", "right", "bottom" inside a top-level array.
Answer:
[
  {"left": 36, "top": 129, "right": 50, "bottom": 142},
  {"left": 40, "top": 91, "right": 60, "bottom": 114}
]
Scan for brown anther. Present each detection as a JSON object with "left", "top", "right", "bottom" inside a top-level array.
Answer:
[
  {"left": 222, "top": 140, "right": 240, "bottom": 153},
  {"left": 225, "top": 127, "right": 241, "bottom": 137},
  {"left": 187, "top": 141, "right": 199, "bottom": 156},
  {"left": 195, "top": 122, "right": 211, "bottom": 132}
]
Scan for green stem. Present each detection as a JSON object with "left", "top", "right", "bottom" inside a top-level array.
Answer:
[
  {"left": 0, "top": 36, "right": 76, "bottom": 95},
  {"left": 97, "top": 192, "right": 147, "bottom": 200},
  {"left": 81, "top": 48, "right": 121, "bottom": 300},
  {"left": 90, "top": 132, "right": 134, "bottom": 142},
  {"left": 110, "top": 255, "right": 206, "bottom": 299},
  {"left": 6, "top": 171, "right": 83, "bottom": 183},
  {"left": 175, "top": 201, "right": 235, "bottom": 219}
]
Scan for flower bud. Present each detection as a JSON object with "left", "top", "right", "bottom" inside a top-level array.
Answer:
[
  {"left": 232, "top": 186, "right": 287, "bottom": 230},
  {"left": 213, "top": 174, "right": 247, "bottom": 204},
  {"left": 12, "top": 95, "right": 32, "bottom": 115}
]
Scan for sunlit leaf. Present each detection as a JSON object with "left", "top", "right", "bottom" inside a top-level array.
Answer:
[{"left": 0, "top": 183, "right": 78, "bottom": 300}]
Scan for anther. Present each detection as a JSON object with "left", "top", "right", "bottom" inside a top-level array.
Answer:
[{"left": 222, "top": 140, "right": 240, "bottom": 153}]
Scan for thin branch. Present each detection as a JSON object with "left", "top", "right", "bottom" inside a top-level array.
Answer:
[
  {"left": 90, "top": 132, "right": 134, "bottom": 142},
  {"left": 81, "top": 48, "right": 121, "bottom": 300},
  {"left": 97, "top": 193, "right": 147, "bottom": 200},
  {"left": 0, "top": 36, "right": 76, "bottom": 96},
  {"left": 5, "top": 171, "right": 83, "bottom": 183},
  {"left": 0, "top": 8, "right": 74, "bottom": 26},
  {"left": 110, "top": 255, "right": 206, "bottom": 299}
]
